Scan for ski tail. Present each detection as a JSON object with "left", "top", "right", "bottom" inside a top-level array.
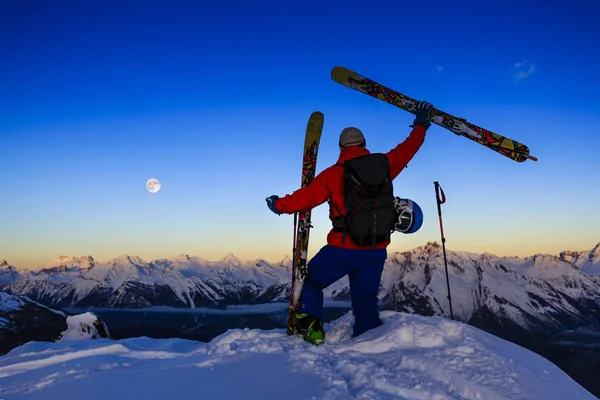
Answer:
[
  {"left": 286, "top": 111, "right": 324, "bottom": 336},
  {"left": 331, "top": 66, "right": 537, "bottom": 163}
]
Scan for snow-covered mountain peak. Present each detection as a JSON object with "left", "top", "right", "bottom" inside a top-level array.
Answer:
[
  {"left": 48, "top": 255, "right": 73, "bottom": 265},
  {"left": 79, "top": 255, "right": 151, "bottom": 291},
  {"left": 222, "top": 253, "right": 242, "bottom": 268},
  {"left": 0, "top": 260, "right": 22, "bottom": 283},
  {"left": 587, "top": 242, "right": 600, "bottom": 262},
  {"left": 175, "top": 254, "right": 191, "bottom": 261},
  {"left": 0, "top": 260, "right": 15, "bottom": 271},
  {"left": 41, "top": 255, "right": 95, "bottom": 273},
  {"left": 560, "top": 242, "right": 600, "bottom": 274},
  {"left": 419, "top": 241, "right": 442, "bottom": 256},
  {"left": 107, "top": 254, "right": 147, "bottom": 268},
  {"left": 561, "top": 250, "right": 578, "bottom": 262},
  {"left": 279, "top": 255, "right": 292, "bottom": 268},
  {"left": 46, "top": 255, "right": 94, "bottom": 267},
  {"left": 530, "top": 253, "right": 572, "bottom": 267}
]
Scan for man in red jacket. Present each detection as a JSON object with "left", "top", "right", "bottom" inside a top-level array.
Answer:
[{"left": 266, "top": 101, "right": 434, "bottom": 344}]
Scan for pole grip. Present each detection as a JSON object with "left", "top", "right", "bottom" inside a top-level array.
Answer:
[
  {"left": 434, "top": 182, "right": 446, "bottom": 240},
  {"left": 434, "top": 181, "right": 446, "bottom": 205}
]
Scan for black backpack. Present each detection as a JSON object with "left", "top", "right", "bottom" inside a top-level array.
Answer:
[{"left": 330, "top": 153, "right": 396, "bottom": 247}]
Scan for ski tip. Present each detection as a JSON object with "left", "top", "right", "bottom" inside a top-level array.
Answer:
[
  {"left": 331, "top": 66, "right": 355, "bottom": 82},
  {"left": 527, "top": 155, "right": 538, "bottom": 162},
  {"left": 331, "top": 65, "right": 344, "bottom": 75},
  {"left": 308, "top": 111, "right": 325, "bottom": 124},
  {"left": 331, "top": 66, "right": 342, "bottom": 80}
]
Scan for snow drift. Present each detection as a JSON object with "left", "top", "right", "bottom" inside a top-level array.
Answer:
[{"left": 0, "top": 311, "right": 594, "bottom": 399}]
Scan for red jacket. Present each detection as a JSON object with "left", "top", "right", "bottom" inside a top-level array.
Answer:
[{"left": 275, "top": 125, "right": 427, "bottom": 249}]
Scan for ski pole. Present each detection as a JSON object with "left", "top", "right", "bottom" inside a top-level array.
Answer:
[{"left": 434, "top": 181, "right": 454, "bottom": 320}]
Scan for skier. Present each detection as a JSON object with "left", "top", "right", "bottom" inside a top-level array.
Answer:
[{"left": 266, "top": 101, "right": 434, "bottom": 344}]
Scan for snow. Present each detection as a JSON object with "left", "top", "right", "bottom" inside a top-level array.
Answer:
[
  {"left": 43, "top": 255, "right": 95, "bottom": 269},
  {"left": 0, "top": 260, "right": 21, "bottom": 283},
  {"left": 0, "top": 311, "right": 594, "bottom": 400},
  {"left": 561, "top": 243, "right": 600, "bottom": 274},
  {"left": 0, "top": 291, "right": 66, "bottom": 318},
  {"left": 0, "top": 316, "right": 10, "bottom": 328},
  {"left": 58, "top": 312, "right": 107, "bottom": 341},
  {"left": 0, "top": 291, "right": 24, "bottom": 311},
  {"left": 21, "top": 296, "right": 66, "bottom": 317}
]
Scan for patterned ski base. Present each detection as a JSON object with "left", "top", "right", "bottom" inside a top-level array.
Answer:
[
  {"left": 331, "top": 66, "right": 537, "bottom": 163},
  {"left": 286, "top": 111, "right": 324, "bottom": 336}
]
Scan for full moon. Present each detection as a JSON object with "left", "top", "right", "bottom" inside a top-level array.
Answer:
[{"left": 146, "top": 178, "right": 161, "bottom": 193}]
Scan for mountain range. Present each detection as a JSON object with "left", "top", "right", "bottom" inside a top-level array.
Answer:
[{"left": 2, "top": 242, "right": 600, "bottom": 346}]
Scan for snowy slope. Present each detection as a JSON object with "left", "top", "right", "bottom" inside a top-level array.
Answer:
[
  {"left": 0, "top": 292, "right": 26, "bottom": 331},
  {"left": 0, "top": 311, "right": 594, "bottom": 400},
  {"left": 560, "top": 243, "right": 600, "bottom": 274},
  {"left": 0, "top": 292, "right": 68, "bottom": 355}
]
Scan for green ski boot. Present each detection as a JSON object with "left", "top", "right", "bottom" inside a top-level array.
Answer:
[{"left": 296, "top": 313, "right": 325, "bottom": 345}]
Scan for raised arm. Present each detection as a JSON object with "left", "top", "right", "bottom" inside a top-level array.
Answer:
[
  {"left": 387, "top": 125, "right": 427, "bottom": 179},
  {"left": 269, "top": 169, "right": 331, "bottom": 214},
  {"left": 387, "top": 101, "right": 433, "bottom": 179}
]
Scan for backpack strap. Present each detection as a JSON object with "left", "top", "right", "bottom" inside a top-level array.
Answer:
[
  {"left": 329, "top": 162, "right": 348, "bottom": 243},
  {"left": 328, "top": 202, "right": 348, "bottom": 243}
]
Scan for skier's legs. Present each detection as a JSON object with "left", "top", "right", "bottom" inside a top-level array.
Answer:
[
  {"left": 348, "top": 249, "right": 386, "bottom": 337},
  {"left": 299, "top": 245, "right": 356, "bottom": 320}
]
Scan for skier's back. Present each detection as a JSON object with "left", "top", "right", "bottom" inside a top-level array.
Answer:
[{"left": 266, "top": 101, "right": 434, "bottom": 343}]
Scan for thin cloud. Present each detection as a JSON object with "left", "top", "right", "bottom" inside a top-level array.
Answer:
[
  {"left": 436, "top": 65, "right": 443, "bottom": 72},
  {"left": 514, "top": 60, "right": 528, "bottom": 68},
  {"left": 514, "top": 60, "right": 536, "bottom": 81}
]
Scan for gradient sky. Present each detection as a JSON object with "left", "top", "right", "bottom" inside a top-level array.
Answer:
[{"left": 1, "top": 1, "right": 599, "bottom": 270}]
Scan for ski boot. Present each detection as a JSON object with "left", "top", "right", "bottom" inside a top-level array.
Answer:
[{"left": 296, "top": 313, "right": 325, "bottom": 345}]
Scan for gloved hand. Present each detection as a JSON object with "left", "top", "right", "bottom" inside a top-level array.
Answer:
[
  {"left": 266, "top": 195, "right": 281, "bottom": 215},
  {"left": 412, "top": 100, "right": 434, "bottom": 130}
]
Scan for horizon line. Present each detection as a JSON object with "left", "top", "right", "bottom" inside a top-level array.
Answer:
[{"left": 2, "top": 240, "right": 599, "bottom": 271}]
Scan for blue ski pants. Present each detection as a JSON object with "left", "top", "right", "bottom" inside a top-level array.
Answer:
[{"left": 299, "top": 245, "right": 387, "bottom": 338}]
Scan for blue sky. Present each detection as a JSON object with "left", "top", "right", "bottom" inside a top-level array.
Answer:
[{"left": 1, "top": 0, "right": 599, "bottom": 269}]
